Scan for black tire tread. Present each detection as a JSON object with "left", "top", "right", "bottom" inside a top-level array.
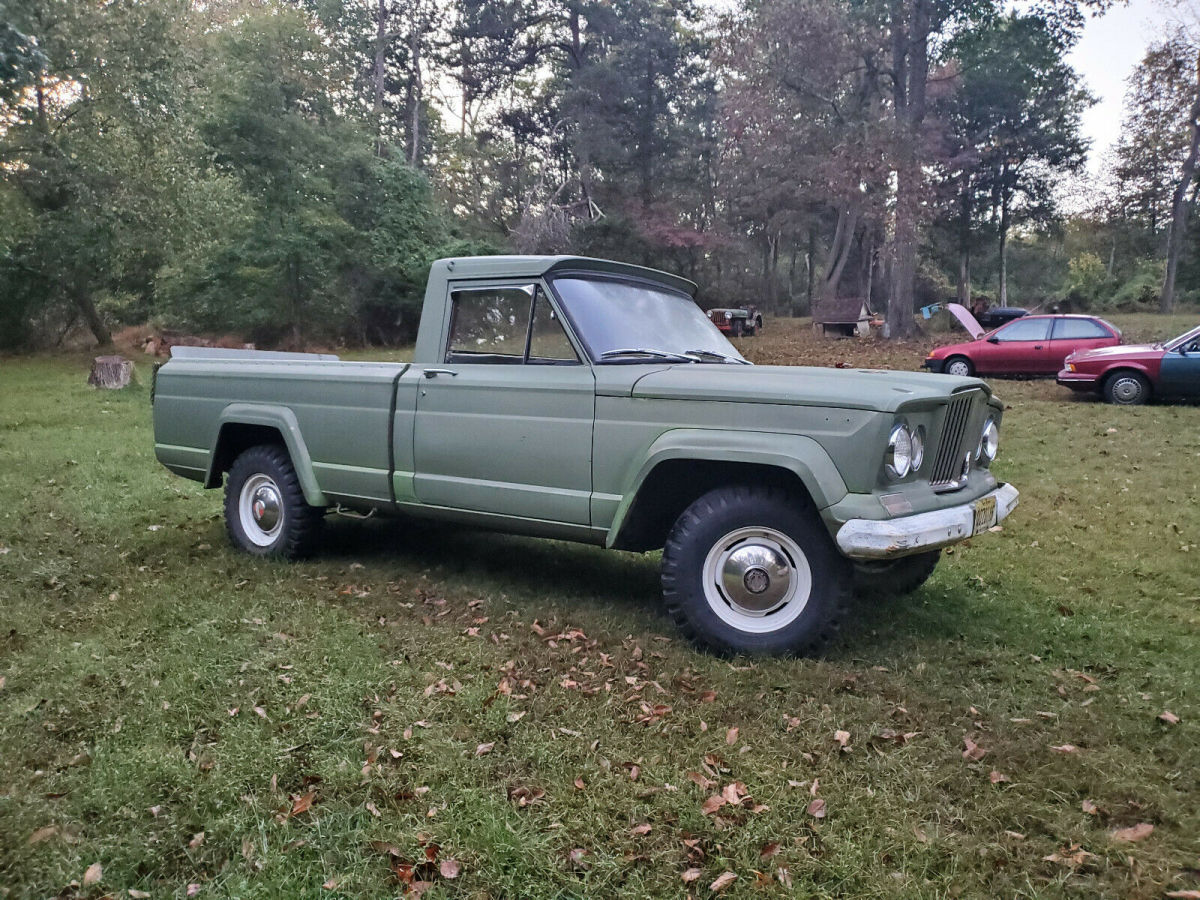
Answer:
[
  {"left": 944, "top": 355, "right": 974, "bottom": 377},
  {"left": 853, "top": 549, "right": 941, "bottom": 598},
  {"left": 223, "top": 444, "right": 324, "bottom": 559},
  {"left": 1103, "top": 370, "right": 1150, "bottom": 406},
  {"left": 661, "top": 484, "right": 851, "bottom": 656}
]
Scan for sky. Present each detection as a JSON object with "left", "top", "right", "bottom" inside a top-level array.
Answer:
[{"left": 1068, "top": 0, "right": 1188, "bottom": 176}]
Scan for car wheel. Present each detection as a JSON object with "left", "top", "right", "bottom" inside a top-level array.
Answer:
[
  {"left": 1103, "top": 371, "right": 1150, "bottom": 406},
  {"left": 853, "top": 550, "right": 940, "bottom": 597},
  {"left": 224, "top": 444, "right": 324, "bottom": 558},
  {"left": 661, "top": 485, "right": 850, "bottom": 655},
  {"left": 944, "top": 356, "right": 974, "bottom": 377}
]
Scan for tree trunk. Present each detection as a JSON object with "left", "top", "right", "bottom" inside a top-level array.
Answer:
[
  {"left": 71, "top": 286, "right": 112, "bottom": 347},
  {"left": 408, "top": 24, "right": 423, "bottom": 167},
  {"left": 957, "top": 183, "right": 971, "bottom": 304},
  {"left": 1160, "top": 55, "right": 1200, "bottom": 314},
  {"left": 88, "top": 356, "right": 133, "bottom": 389}
]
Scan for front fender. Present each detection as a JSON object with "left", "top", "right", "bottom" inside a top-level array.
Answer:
[
  {"left": 207, "top": 404, "right": 327, "bottom": 507},
  {"left": 605, "top": 429, "right": 848, "bottom": 547}
]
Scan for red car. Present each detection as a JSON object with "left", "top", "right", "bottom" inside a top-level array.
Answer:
[
  {"left": 1057, "top": 323, "right": 1200, "bottom": 405},
  {"left": 923, "top": 314, "right": 1121, "bottom": 377}
]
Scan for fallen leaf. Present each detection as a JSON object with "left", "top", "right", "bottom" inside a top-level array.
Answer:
[
  {"left": 681, "top": 867, "right": 702, "bottom": 884},
  {"left": 1050, "top": 744, "right": 1079, "bottom": 754},
  {"left": 962, "top": 736, "right": 987, "bottom": 761},
  {"left": 83, "top": 862, "right": 102, "bottom": 886},
  {"left": 726, "top": 727, "right": 739, "bottom": 746},
  {"left": 834, "top": 729, "right": 851, "bottom": 750},
  {"left": 129, "top": 891, "right": 152, "bottom": 898},
  {"left": 1042, "top": 844, "right": 1095, "bottom": 869},
  {"left": 322, "top": 878, "right": 338, "bottom": 890},
  {"left": 1004, "top": 830, "right": 1026, "bottom": 840},
  {"left": 568, "top": 848, "right": 587, "bottom": 866},
  {"left": 710, "top": 871, "right": 737, "bottom": 892},
  {"left": 777, "top": 866, "right": 793, "bottom": 888},
  {"left": 701, "top": 794, "right": 726, "bottom": 816},
  {"left": 289, "top": 791, "right": 315, "bottom": 817},
  {"left": 475, "top": 742, "right": 495, "bottom": 756},
  {"left": 187, "top": 884, "right": 202, "bottom": 897},
  {"left": 1081, "top": 799, "right": 1098, "bottom": 815},
  {"left": 1111, "top": 822, "right": 1154, "bottom": 842},
  {"left": 506, "top": 711, "right": 526, "bottom": 723},
  {"left": 1159, "top": 710, "right": 1180, "bottom": 725},
  {"left": 188, "top": 831, "right": 205, "bottom": 848},
  {"left": 631, "top": 823, "right": 652, "bottom": 835},
  {"left": 989, "top": 771, "right": 1009, "bottom": 784},
  {"left": 1165, "top": 892, "right": 1200, "bottom": 899},
  {"left": 28, "top": 825, "right": 58, "bottom": 844},
  {"left": 807, "top": 798, "right": 827, "bottom": 819},
  {"left": 439, "top": 858, "right": 461, "bottom": 879},
  {"left": 760, "top": 841, "right": 781, "bottom": 859},
  {"left": 574, "top": 776, "right": 586, "bottom": 790},
  {"left": 365, "top": 801, "right": 381, "bottom": 818}
]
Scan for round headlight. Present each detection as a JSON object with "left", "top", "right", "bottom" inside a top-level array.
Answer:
[
  {"left": 886, "top": 424, "right": 912, "bottom": 479},
  {"left": 977, "top": 418, "right": 999, "bottom": 463},
  {"left": 910, "top": 425, "right": 925, "bottom": 472},
  {"left": 724, "top": 311, "right": 733, "bottom": 320}
]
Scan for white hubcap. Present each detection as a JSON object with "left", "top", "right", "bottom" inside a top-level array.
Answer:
[
  {"left": 239, "top": 474, "right": 283, "bottom": 547},
  {"left": 701, "top": 527, "right": 812, "bottom": 633}
]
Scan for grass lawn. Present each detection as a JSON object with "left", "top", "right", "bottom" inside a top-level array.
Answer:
[{"left": 1, "top": 315, "right": 1198, "bottom": 899}]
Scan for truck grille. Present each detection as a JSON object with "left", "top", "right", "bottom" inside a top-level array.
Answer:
[{"left": 930, "top": 391, "right": 976, "bottom": 489}]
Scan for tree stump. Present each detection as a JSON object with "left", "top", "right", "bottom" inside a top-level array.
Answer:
[{"left": 88, "top": 355, "right": 134, "bottom": 390}]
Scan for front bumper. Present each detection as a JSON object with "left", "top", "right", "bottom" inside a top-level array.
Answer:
[
  {"left": 922, "top": 358, "right": 943, "bottom": 373},
  {"left": 835, "top": 483, "right": 1019, "bottom": 560},
  {"left": 1056, "top": 368, "right": 1098, "bottom": 390}
]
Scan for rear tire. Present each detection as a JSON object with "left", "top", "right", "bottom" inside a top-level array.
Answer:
[
  {"left": 661, "top": 485, "right": 850, "bottom": 656},
  {"left": 944, "top": 356, "right": 974, "bottom": 377},
  {"left": 224, "top": 445, "right": 324, "bottom": 559},
  {"left": 1103, "top": 370, "right": 1150, "bottom": 406},
  {"left": 853, "top": 550, "right": 941, "bottom": 597}
]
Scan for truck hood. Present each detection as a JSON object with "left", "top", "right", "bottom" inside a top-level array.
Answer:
[{"left": 628, "top": 364, "right": 986, "bottom": 411}]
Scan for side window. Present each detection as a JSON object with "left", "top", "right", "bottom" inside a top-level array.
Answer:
[
  {"left": 528, "top": 293, "right": 579, "bottom": 364},
  {"left": 994, "top": 318, "right": 1050, "bottom": 342},
  {"left": 446, "top": 286, "right": 534, "bottom": 363},
  {"left": 1052, "top": 318, "right": 1108, "bottom": 340}
]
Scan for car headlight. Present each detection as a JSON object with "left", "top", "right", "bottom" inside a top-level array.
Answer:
[
  {"left": 724, "top": 311, "right": 733, "bottom": 320},
  {"left": 885, "top": 424, "right": 912, "bottom": 479},
  {"left": 977, "top": 417, "right": 999, "bottom": 464},
  {"left": 910, "top": 425, "right": 925, "bottom": 472}
]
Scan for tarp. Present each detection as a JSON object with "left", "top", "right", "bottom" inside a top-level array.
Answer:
[{"left": 945, "top": 303, "right": 985, "bottom": 340}]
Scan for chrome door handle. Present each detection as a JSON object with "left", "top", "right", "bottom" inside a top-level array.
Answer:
[{"left": 423, "top": 368, "right": 458, "bottom": 378}]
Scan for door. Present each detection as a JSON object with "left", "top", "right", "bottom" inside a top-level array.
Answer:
[
  {"left": 979, "top": 317, "right": 1052, "bottom": 374},
  {"left": 1048, "top": 318, "right": 1117, "bottom": 375},
  {"left": 413, "top": 283, "right": 596, "bottom": 524},
  {"left": 1159, "top": 337, "right": 1200, "bottom": 397}
]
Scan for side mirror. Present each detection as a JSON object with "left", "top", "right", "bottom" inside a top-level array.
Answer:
[{"left": 987, "top": 336, "right": 1000, "bottom": 344}]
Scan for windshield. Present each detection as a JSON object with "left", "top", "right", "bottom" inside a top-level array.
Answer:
[
  {"left": 550, "top": 275, "right": 746, "bottom": 364},
  {"left": 1166, "top": 323, "right": 1200, "bottom": 351}
]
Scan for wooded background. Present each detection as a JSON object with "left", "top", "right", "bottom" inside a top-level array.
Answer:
[{"left": 1, "top": 0, "right": 1198, "bottom": 350}]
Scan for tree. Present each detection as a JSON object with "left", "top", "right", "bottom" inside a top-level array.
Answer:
[
  {"left": 1158, "top": 34, "right": 1200, "bottom": 312},
  {"left": 943, "top": 13, "right": 1091, "bottom": 306}
]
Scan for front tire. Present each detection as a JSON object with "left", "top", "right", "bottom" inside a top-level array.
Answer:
[
  {"left": 224, "top": 445, "right": 324, "bottom": 558},
  {"left": 944, "top": 356, "right": 974, "bottom": 377},
  {"left": 1103, "top": 370, "right": 1150, "bottom": 406},
  {"left": 661, "top": 486, "right": 850, "bottom": 655},
  {"left": 853, "top": 550, "right": 940, "bottom": 597}
]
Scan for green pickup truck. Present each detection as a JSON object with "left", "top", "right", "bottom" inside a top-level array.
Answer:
[{"left": 153, "top": 255, "right": 1018, "bottom": 655}]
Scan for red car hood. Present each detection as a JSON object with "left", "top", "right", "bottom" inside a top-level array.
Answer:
[{"left": 1068, "top": 343, "right": 1161, "bottom": 361}]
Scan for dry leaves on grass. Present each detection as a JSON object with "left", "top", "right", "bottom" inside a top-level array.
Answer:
[
  {"left": 289, "top": 791, "right": 315, "bottom": 818},
  {"left": 475, "top": 742, "right": 495, "bottom": 757},
  {"left": 725, "top": 727, "right": 739, "bottom": 745},
  {"left": 962, "top": 736, "right": 987, "bottom": 761},
  {"left": 1043, "top": 844, "right": 1096, "bottom": 870},
  {"left": 834, "top": 729, "right": 851, "bottom": 751},
  {"left": 1050, "top": 744, "right": 1079, "bottom": 754},
  {"left": 710, "top": 871, "right": 737, "bottom": 892},
  {"left": 1159, "top": 710, "right": 1180, "bottom": 725},
  {"left": 989, "top": 771, "right": 1010, "bottom": 784},
  {"left": 1165, "top": 892, "right": 1200, "bottom": 899},
  {"left": 807, "top": 798, "right": 827, "bottom": 819},
  {"left": 681, "top": 867, "right": 702, "bottom": 884},
  {"left": 1111, "top": 823, "right": 1154, "bottom": 842},
  {"left": 82, "top": 862, "right": 102, "bottom": 886},
  {"left": 28, "top": 825, "right": 58, "bottom": 844},
  {"left": 1081, "top": 799, "right": 1099, "bottom": 815}
]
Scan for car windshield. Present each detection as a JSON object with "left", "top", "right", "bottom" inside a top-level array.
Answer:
[
  {"left": 550, "top": 275, "right": 747, "bottom": 364},
  {"left": 1166, "top": 324, "right": 1200, "bottom": 351}
]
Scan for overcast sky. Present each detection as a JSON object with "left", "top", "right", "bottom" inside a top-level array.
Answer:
[{"left": 1069, "top": 0, "right": 1185, "bottom": 176}]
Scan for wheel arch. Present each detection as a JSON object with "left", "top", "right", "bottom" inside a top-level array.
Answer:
[
  {"left": 607, "top": 431, "right": 848, "bottom": 552},
  {"left": 1102, "top": 366, "right": 1153, "bottom": 402},
  {"left": 206, "top": 404, "right": 327, "bottom": 507}
]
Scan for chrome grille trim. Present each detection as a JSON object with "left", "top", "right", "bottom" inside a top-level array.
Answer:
[{"left": 931, "top": 391, "right": 975, "bottom": 488}]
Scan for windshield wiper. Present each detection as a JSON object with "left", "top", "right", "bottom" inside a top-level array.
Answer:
[
  {"left": 598, "top": 348, "right": 695, "bottom": 363},
  {"left": 683, "top": 348, "right": 751, "bottom": 365}
]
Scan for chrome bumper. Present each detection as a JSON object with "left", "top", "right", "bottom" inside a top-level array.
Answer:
[{"left": 835, "top": 484, "right": 1019, "bottom": 560}]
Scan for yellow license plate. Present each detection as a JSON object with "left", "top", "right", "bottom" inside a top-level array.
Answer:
[{"left": 972, "top": 495, "right": 996, "bottom": 535}]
